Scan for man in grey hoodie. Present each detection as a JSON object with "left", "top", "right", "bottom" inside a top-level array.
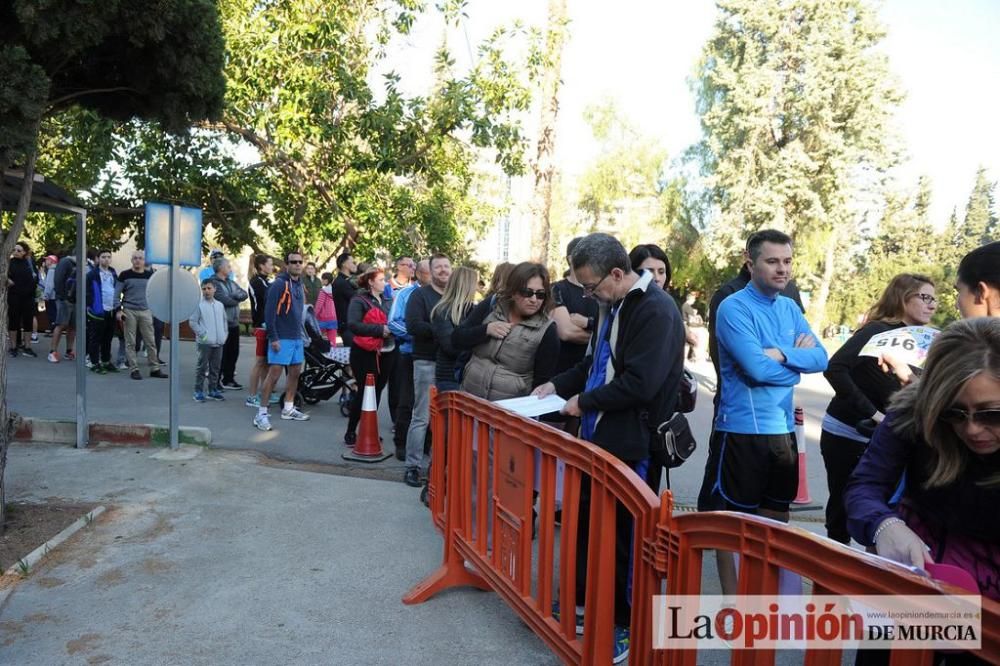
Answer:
[{"left": 209, "top": 257, "right": 248, "bottom": 391}]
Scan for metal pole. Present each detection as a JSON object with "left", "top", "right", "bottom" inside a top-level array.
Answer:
[
  {"left": 75, "top": 211, "right": 88, "bottom": 448},
  {"left": 169, "top": 205, "right": 180, "bottom": 449}
]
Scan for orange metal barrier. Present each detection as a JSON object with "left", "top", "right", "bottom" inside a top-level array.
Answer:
[
  {"left": 652, "top": 498, "right": 1000, "bottom": 665},
  {"left": 406, "top": 391, "right": 999, "bottom": 665},
  {"left": 405, "top": 389, "right": 662, "bottom": 664}
]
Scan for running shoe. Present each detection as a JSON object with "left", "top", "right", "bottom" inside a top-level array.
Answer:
[
  {"left": 207, "top": 390, "right": 225, "bottom": 401},
  {"left": 613, "top": 626, "right": 629, "bottom": 664},
  {"left": 65, "top": 351, "right": 76, "bottom": 361},
  {"left": 269, "top": 392, "right": 281, "bottom": 405},
  {"left": 47, "top": 351, "right": 59, "bottom": 363},
  {"left": 103, "top": 363, "right": 120, "bottom": 373},
  {"left": 221, "top": 381, "right": 243, "bottom": 390},
  {"left": 245, "top": 394, "right": 261, "bottom": 408},
  {"left": 253, "top": 413, "right": 272, "bottom": 431},
  {"left": 193, "top": 392, "right": 206, "bottom": 403},
  {"left": 30, "top": 333, "right": 39, "bottom": 343},
  {"left": 551, "top": 603, "right": 585, "bottom": 635},
  {"left": 280, "top": 406, "right": 309, "bottom": 421},
  {"left": 19, "top": 346, "right": 37, "bottom": 358}
]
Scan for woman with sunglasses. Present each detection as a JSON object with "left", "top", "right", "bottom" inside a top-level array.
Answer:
[
  {"left": 819, "top": 274, "right": 937, "bottom": 544},
  {"left": 453, "top": 262, "right": 559, "bottom": 401},
  {"left": 8, "top": 241, "right": 39, "bottom": 358},
  {"left": 845, "top": 317, "right": 1000, "bottom": 601}
]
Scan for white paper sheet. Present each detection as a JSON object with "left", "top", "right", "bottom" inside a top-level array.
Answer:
[{"left": 493, "top": 394, "right": 566, "bottom": 418}]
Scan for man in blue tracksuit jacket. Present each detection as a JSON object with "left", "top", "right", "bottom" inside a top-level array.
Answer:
[{"left": 713, "top": 229, "right": 828, "bottom": 523}]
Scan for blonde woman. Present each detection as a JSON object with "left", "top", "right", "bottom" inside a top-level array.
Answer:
[
  {"left": 431, "top": 267, "right": 479, "bottom": 391},
  {"left": 820, "top": 274, "right": 936, "bottom": 544},
  {"left": 845, "top": 317, "right": 1000, "bottom": 600}
]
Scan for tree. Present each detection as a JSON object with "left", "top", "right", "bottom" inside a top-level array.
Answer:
[
  {"left": 690, "top": 0, "right": 903, "bottom": 327},
  {"left": 576, "top": 99, "right": 667, "bottom": 247},
  {"left": 952, "top": 166, "right": 997, "bottom": 257},
  {"left": 51, "top": 1, "right": 536, "bottom": 263},
  {"left": 0, "top": 0, "right": 226, "bottom": 531},
  {"left": 529, "top": 0, "right": 569, "bottom": 265}
]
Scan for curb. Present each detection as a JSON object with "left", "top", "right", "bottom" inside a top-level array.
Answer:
[
  {"left": 0, "top": 505, "right": 107, "bottom": 607},
  {"left": 14, "top": 417, "right": 212, "bottom": 448}
]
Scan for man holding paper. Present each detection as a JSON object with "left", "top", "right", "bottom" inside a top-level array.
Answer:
[{"left": 533, "top": 232, "right": 685, "bottom": 664}]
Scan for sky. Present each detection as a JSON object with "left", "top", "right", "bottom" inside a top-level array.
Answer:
[{"left": 376, "top": 0, "right": 1000, "bottom": 229}]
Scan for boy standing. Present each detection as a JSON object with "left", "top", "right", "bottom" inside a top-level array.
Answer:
[{"left": 189, "top": 279, "right": 229, "bottom": 402}]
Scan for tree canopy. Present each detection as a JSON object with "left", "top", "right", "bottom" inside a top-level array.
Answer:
[{"left": 688, "top": 0, "right": 904, "bottom": 325}]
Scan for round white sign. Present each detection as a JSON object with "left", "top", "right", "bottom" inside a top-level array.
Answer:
[{"left": 146, "top": 268, "right": 201, "bottom": 323}]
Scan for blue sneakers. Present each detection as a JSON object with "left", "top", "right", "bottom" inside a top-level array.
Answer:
[
  {"left": 613, "top": 626, "right": 629, "bottom": 664},
  {"left": 207, "top": 390, "right": 225, "bottom": 401},
  {"left": 193, "top": 391, "right": 206, "bottom": 403}
]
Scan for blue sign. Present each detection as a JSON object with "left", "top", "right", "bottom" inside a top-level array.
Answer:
[{"left": 144, "top": 203, "right": 203, "bottom": 267}]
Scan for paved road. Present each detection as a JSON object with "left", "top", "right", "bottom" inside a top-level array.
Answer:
[
  {"left": 1, "top": 443, "right": 556, "bottom": 665},
  {"left": 7, "top": 335, "right": 836, "bottom": 519}
]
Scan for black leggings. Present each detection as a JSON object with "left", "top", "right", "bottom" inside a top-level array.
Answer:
[
  {"left": 8, "top": 293, "right": 35, "bottom": 345},
  {"left": 819, "top": 430, "right": 868, "bottom": 544},
  {"left": 346, "top": 347, "right": 396, "bottom": 437}
]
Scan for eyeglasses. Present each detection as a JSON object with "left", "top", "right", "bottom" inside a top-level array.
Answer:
[
  {"left": 912, "top": 293, "right": 937, "bottom": 305},
  {"left": 517, "top": 288, "right": 547, "bottom": 300},
  {"left": 940, "top": 407, "right": 1000, "bottom": 428},
  {"left": 582, "top": 273, "right": 609, "bottom": 296},
  {"left": 287, "top": 260, "right": 303, "bottom": 264}
]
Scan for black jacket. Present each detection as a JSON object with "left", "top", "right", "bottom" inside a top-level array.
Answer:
[
  {"left": 347, "top": 292, "right": 391, "bottom": 347},
  {"left": 823, "top": 320, "right": 905, "bottom": 430},
  {"left": 432, "top": 307, "right": 471, "bottom": 387},
  {"left": 332, "top": 273, "right": 357, "bottom": 344},
  {"left": 8, "top": 257, "right": 36, "bottom": 297},
  {"left": 405, "top": 284, "right": 443, "bottom": 361},
  {"left": 248, "top": 274, "right": 271, "bottom": 328},
  {"left": 550, "top": 272, "right": 685, "bottom": 462}
]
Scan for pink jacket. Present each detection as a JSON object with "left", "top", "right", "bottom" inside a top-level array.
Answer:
[{"left": 315, "top": 287, "right": 337, "bottom": 325}]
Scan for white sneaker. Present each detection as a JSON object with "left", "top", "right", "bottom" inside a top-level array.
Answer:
[
  {"left": 253, "top": 413, "right": 272, "bottom": 431},
  {"left": 280, "top": 407, "right": 310, "bottom": 421},
  {"left": 30, "top": 333, "right": 39, "bottom": 343}
]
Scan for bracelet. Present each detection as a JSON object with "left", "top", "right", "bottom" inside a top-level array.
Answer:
[{"left": 872, "top": 517, "right": 905, "bottom": 544}]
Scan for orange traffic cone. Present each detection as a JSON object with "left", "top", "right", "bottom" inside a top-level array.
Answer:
[
  {"left": 793, "top": 406, "right": 812, "bottom": 504},
  {"left": 342, "top": 373, "right": 391, "bottom": 463}
]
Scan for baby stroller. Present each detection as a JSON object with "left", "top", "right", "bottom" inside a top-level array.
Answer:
[{"left": 297, "top": 304, "right": 356, "bottom": 416}]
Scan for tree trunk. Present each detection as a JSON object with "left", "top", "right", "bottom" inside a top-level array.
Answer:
[
  {"left": 810, "top": 234, "right": 836, "bottom": 332},
  {"left": 0, "top": 149, "right": 39, "bottom": 534},
  {"left": 530, "top": 0, "right": 568, "bottom": 266}
]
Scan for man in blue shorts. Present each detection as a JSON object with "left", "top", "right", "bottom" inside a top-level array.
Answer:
[
  {"left": 254, "top": 251, "right": 310, "bottom": 431},
  {"left": 713, "top": 229, "right": 828, "bottom": 523}
]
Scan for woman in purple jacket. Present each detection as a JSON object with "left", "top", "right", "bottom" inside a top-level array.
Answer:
[{"left": 844, "top": 317, "right": 1000, "bottom": 601}]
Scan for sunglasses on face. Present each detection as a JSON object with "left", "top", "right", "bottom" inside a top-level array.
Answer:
[
  {"left": 517, "top": 288, "right": 547, "bottom": 300},
  {"left": 940, "top": 407, "right": 1000, "bottom": 427},
  {"left": 912, "top": 293, "right": 936, "bottom": 305},
  {"left": 287, "top": 260, "right": 303, "bottom": 264}
]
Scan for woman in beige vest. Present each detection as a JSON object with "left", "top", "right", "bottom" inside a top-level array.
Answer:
[{"left": 453, "top": 262, "right": 560, "bottom": 400}]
